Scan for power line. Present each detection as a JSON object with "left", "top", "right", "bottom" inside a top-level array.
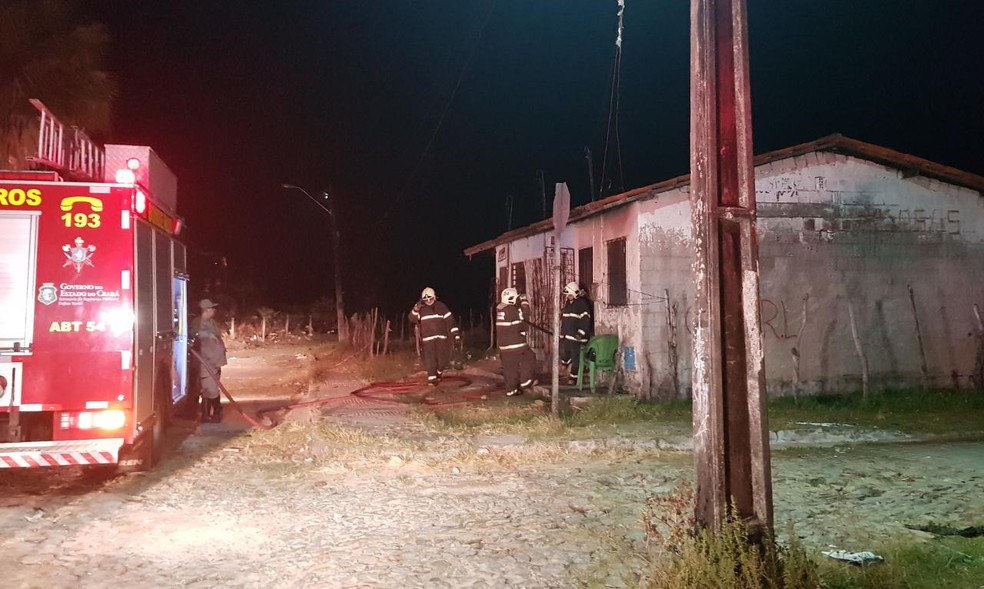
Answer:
[
  {"left": 376, "top": 0, "right": 497, "bottom": 225},
  {"left": 600, "top": 0, "right": 626, "bottom": 197}
]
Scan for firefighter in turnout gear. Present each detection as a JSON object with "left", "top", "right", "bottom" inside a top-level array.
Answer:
[
  {"left": 409, "top": 287, "right": 459, "bottom": 385},
  {"left": 560, "top": 282, "right": 593, "bottom": 383},
  {"left": 496, "top": 287, "right": 536, "bottom": 397}
]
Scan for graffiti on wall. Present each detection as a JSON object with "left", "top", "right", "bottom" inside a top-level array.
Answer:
[
  {"left": 758, "top": 173, "right": 964, "bottom": 235},
  {"left": 893, "top": 208, "right": 960, "bottom": 234},
  {"left": 682, "top": 296, "right": 808, "bottom": 340}
]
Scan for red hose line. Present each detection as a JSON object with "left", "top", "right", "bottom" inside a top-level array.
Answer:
[{"left": 189, "top": 349, "right": 503, "bottom": 429}]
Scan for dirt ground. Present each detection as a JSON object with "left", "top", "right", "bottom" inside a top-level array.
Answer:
[{"left": 1, "top": 342, "right": 982, "bottom": 588}]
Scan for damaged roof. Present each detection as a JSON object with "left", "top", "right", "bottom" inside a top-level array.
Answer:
[{"left": 464, "top": 134, "right": 984, "bottom": 257}]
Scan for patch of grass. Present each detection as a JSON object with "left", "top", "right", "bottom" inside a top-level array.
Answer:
[
  {"left": 565, "top": 397, "right": 692, "bottom": 428},
  {"left": 241, "top": 422, "right": 433, "bottom": 466},
  {"left": 423, "top": 396, "right": 692, "bottom": 437},
  {"left": 768, "top": 389, "right": 984, "bottom": 435},
  {"left": 642, "top": 481, "right": 820, "bottom": 589},
  {"left": 357, "top": 349, "right": 418, "bottom": 382},
  {"left": 819, "top": 537, "right": 984, "bottom": 589},
  {"left": 421, "top": 400, "right": 563, "bottom": 435},
  {"left": 638, "top": 482, "right": 984, "bottom": 589}
]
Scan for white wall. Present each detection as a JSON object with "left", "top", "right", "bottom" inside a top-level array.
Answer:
[{"left": 491, "top": 153, "right": 984, "bottom": 398}]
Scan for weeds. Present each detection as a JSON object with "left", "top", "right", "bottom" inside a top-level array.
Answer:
[
  {"left": 357, "top": 349, "right": 418, "bottom": 382},
  {"left": 642, "top": 480, "right": 820, "bottom": 589}
]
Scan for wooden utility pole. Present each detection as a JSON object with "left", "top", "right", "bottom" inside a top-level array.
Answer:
[
  {"left": 282, "top": 183, "right": 349, "bottom": 344},
  {"left": 325, "top": 190, "right": 349, "bottom": 344},
  {"left": 689, "top": 0, "right": 773, "bottom": 534},
  {"left": 585, "top": 147, "right": 597, "bottom": 201}
]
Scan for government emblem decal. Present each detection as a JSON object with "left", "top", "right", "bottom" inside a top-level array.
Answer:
[
  {"left": 38, "top": 282, "right": 58, "bottom": 305},
  {"left": 62, "top": 237, "right": 96, "bottom": 272}
]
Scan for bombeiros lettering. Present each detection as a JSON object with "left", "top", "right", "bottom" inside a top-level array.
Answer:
[{"left": 0, "top": 187, "right": 42, "bottom": 207}]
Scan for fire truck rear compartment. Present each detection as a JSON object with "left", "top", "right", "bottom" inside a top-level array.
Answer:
[{"left": 0, "top": 411, "right": 53, "bottom": 443}]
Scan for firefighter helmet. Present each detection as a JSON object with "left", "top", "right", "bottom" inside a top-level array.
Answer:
[
  {"left": 421, "top": 287, "right": 436, "bottom": 302},
  {"left": 501, "top": 287, "right": 519, "bottom": 305},
  {"left": 563, "top": 282, "right": 579, "bottom": 297}
]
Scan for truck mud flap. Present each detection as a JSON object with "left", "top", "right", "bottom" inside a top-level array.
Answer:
[{"left": 0, "top": 438, "right": 124, "bottom": 468}]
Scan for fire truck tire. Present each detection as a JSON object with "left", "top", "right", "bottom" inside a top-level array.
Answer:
[
  {"left": 149, "top": 389, "right": 169, "bottom": 465},
  {"left": 117, "top": 437, "right": 152, "bottom": 474},
  {"left": 117, "top": 389, "right": 169, "bottom": 473}
]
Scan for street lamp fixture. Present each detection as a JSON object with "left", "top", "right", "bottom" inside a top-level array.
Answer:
[{"left": 281, "top": 183, "right": 349, "bottom": 344}]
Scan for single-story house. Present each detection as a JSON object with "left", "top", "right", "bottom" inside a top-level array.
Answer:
[{"left": 464, "top": 134, "right": 984, "bottom": 398}]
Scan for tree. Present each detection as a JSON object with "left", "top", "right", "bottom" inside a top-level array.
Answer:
[{"left": 0, "top": 0, "right": 116, "bottom": 168}]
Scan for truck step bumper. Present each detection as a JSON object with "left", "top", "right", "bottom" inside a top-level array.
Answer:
[{"left": 0, "top": 438, "right": 124, "bottom": 468}]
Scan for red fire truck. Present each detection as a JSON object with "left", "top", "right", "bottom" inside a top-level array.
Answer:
[{"left": 0, "top": 101, "right": 189, "bottom": 470}]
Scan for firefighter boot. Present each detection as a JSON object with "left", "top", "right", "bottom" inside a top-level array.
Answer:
[
  {"left": 211, "top": 398, "right": 223, "bottom": 423},
  {"left": 200, "top": 399, "right": 211, "bottom": 423}
]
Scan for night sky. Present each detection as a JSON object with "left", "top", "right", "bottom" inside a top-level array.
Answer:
[{"left": 77, "top": 1, "right": 984, "bottom": 316}]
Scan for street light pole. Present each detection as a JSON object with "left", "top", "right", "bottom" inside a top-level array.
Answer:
[{"left": 282, "top": 184, "right": 349, "bottom": 344}]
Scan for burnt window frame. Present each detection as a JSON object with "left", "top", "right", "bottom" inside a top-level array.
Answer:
[
  {"left": 511, "top": 261, "right": 526, "bottom": 294},
  {"left": 577, "top": 246, "right": 593, "bottom": 294},
  {"left": 606, "top": 237, "right": 627, "bottom": 306}
]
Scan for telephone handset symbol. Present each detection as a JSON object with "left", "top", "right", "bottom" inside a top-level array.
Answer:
[
  {"left": 60, "top": 196, "right": 103, "bottom": 229},
  {"left": 60, "top": 196, "right": 104, "bottom": 212}
]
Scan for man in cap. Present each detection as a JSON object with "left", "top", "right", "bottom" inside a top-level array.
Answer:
[
  {"left": 409, "top": 287, "right": 459, "bottom": 385},
  {"left": 191, "top": 299, "right": 227, "bottom": 422}
]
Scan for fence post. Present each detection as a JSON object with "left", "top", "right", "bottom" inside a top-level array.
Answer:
[
  {"left": 791, "top": 294, "right": 809, "bottom": 398},
  {"left": 847, "top": 301, "right": 869, "bottom": 399},
  {"left": 664, "top": 289, "right": 680, "bottom": 399},
  {"left": 907, "top": 285, "right": 929, "bottom": 390}
]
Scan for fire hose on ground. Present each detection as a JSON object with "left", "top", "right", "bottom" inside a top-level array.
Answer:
[{"left": 189, "top": 348, "right": 504, "bottom": 431}]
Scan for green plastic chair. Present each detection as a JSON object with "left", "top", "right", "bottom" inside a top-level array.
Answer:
[{"left": 576, "top": 335, "right": 619, "bottom": 393}]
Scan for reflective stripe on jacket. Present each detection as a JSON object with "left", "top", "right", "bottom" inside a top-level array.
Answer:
[
  {"left": 410, "top": 300, "right": 458, "bottom": 341},
  {"left": 495, "top": 302, "right": 530, "bottom": 351},
  {"left": 560, "top": 296, "right": 593, "bottom": 344}
]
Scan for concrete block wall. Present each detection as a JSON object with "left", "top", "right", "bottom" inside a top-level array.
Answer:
[
  {"left": 492, "top": 152, "right": 984, "bottom": 398},
  {"left": 634, "top": 154, "right": 984, "bottom": 398}
]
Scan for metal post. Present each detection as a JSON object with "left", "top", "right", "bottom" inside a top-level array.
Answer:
[
  {"left": 325, "top": 192, "right": 349, "bottom": 344},
  {"left": 585, "top": 147, "right": 597, "bottom": 202},
  {"left": 689, "top": 0, "right": 773, "bottom": 534},
  {"left": 282, "top": 183, "right": 349, "bottom": 344},
  {"left": 551, "top": 237, "right": 561, "bottom": 417}
]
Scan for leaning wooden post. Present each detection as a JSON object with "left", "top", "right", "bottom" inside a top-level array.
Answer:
[
  {"left": 791, "top": 294, "right": 809, "bottom": 399},
  {"left": 690, "top": 0, "right": 773, "bottom": 535},
  {"left": 973, "top": 304, "right": 984, "bottom": 389},
  {"left": 664, "top": 288, "right": 680, "bottom": 398},
  {"left": 907, "top": 285, "right": 930, "bottom": 390},
  {"left": 369, "top": 309, "right": 378, "bottom": 358},
  {"left": 847, "top": 301, "right": 870, "bottom": 399}
]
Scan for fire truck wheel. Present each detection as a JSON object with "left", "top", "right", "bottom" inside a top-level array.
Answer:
[
  {"left": 117, "top": 391, "right": 169, "bottom": 473},
  {"left": 150, "top": 388, "right": 171, "bottom": 466}
]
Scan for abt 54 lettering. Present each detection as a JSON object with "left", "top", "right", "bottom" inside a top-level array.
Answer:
[{"left": 49, "top": 321, "right": 106, "bottom": 333}]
